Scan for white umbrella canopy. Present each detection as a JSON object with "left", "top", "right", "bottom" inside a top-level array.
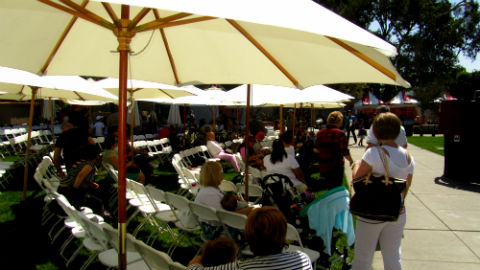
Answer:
[
  {"left": 225, "top": 84, "right": 354, "bottom": 107},
  {"left": 1, "top": 0, "right": 408, "bottom": 88},
  {"left": 0, "top": 67, "right": 118, "bottom": 102},
  {"left": 93, "top": 77, "right": 199, "bottom": 102}
]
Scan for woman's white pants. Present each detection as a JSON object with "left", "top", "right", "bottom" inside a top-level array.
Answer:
[{"left": 352, "top": 213, "right": 406, "bottom": 270}]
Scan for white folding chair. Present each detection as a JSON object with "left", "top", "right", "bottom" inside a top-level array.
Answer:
[
  {"left": 236, "top": 183, "right": 263, "bottom": 205},
  {"left": 101, "top": 223, "right": 149, "bottom": 269},
  {"left": 286, "top": 223, "right": 320, "bottom": 268},
  {"left": 188, "top": 201, "right": 224, "bottom": 241},
  {"left": 163, "top": 191, "right": 201, "bottom": 254},
  {"left": 219, "top": 180, "right": 237, "bottom": 193},
  {"left": 134, "top": 238, "right": 187, "bottom": 270}
]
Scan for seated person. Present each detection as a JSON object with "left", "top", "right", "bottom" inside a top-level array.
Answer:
[
  {"left": 57, "top": 144, "right": 108, "bottom": 216},
  {"left": 102, "top": 132, "right": 145, "bottom": 184},
  {"left": 221, "top": 192, "right": 249, "bottom": 212},
  {"left": 195, "top": 162, "right": 253, "bottom": 240},
  {"left": 263, "top": 139, "right": 307, "bottom": 193},
  {"left": 280, "top": 130, "right": 296, "bottom": 157},
  {"left": 239, "top": 136, "right": 265, "bottom": 170},
  {"left": 253, "top": 131, "right": 265, "bottom": 153},
  {"left": 206, "top": 131, "right": 240, "bottom": 172},
  {"left": 187, "top": 206, "right": 312, "bottom": 270},
  {"left": 199, "top": 237, "right": 238, "bottom": 267}
]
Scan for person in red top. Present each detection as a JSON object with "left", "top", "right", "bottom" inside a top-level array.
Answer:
[{"left": 314, "top": 111, "right": 354, "bottom": 190}]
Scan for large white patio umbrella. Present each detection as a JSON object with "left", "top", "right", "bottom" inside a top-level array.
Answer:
[
  {"left": 1, "top": 1, "right": 410, "bottom": 266},
  {"left": 0, "top": 67, "right": 117, "bottom": 200},
  {"left": 225, "top": 84, "right": 354, "bottom": 130}
]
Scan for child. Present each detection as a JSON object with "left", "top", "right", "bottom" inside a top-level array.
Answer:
[
  {"left": 357, "top": 119, "right": 367, "bottom": 147},
  {"left": 200, "top": 237, "right": 238, "bottom": 267},
  {"left": 221, "top": 192, "right": 249, "bottom": 212}
]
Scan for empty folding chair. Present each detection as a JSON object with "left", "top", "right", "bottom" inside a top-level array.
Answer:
[
  {"left": 134, "top": 238, "right": 187, "bottom": 270},
  {"left": 286, "top": 223, "right": 320, "bottom": 268},
  {"left": 236, "top": 183, "right": 263, "bottom": 205},
  {"left": 101, "top": 223, "right": 149, "bottom": 269}
]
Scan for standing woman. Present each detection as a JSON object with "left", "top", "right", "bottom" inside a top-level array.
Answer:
[{"left": 351, "top": 112, "right": 414, "bottom": 270}]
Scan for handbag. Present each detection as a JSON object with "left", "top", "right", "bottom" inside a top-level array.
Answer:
[{"left": 349, "top": 147, "right": 407, "bottom": 221}]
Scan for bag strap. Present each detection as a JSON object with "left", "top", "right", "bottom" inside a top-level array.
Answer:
[{"left": 377, "top": 146, "right": 389, "bottom": 178}]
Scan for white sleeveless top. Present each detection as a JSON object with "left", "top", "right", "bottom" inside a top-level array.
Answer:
[{"left": 363, "top": 145, "right": 414, "bottom": 180}]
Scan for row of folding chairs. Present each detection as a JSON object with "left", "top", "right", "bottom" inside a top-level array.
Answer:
[
  {"left": 133, "top": 134, "right": 158, "bottom": 141},
  {"left": 35, "top": 156, "right": 187, "bottom": 269}
]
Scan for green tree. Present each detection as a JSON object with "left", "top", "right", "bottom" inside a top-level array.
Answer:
[{"left": 315, "top": 0, "right": 480, "bottom": 106}]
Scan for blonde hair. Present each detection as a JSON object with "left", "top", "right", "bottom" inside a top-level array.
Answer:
[
  {"left": 327, "top": 111, "right": 344, "bottom": 125},
  {"left": 207, "top": 131, "right": 215, "bottom": 141},
  {"left": 199, "top": 161, "right": 223, "bottom": 187}
]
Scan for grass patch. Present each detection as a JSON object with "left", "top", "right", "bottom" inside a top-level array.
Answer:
[
  {"left": 408, "top": 136, "right": 444, "bottom": 156},
  {"left": 0, "top": 190, "right": 33, "bottom": 222},
  {"left": 0, "top": 155, "right": 22, "bottom": 162}
]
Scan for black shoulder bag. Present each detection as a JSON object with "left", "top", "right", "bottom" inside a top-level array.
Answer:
[{"left": 349, "top": 147, "right": 407, "bottom": 222}]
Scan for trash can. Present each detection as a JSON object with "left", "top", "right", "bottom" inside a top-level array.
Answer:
[{"left": 439, "top": 100, "right": 480, "bottom": 183}]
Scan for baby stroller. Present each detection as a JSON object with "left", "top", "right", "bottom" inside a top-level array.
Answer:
[{"left": 259, "top": 173, "right": 307, "bottom": 228}]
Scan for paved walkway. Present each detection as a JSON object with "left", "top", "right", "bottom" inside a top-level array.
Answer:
[{"left": 345, "top": 141, "right": 480, "bottom": 269}]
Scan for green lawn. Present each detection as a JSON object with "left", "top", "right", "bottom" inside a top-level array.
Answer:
[{"left": 408, "top": 136, "right": 444, "bottom": 156}]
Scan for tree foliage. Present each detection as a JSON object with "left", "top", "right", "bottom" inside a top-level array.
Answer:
[{"left": 314, "top": 0, "right": 480, "bottom": 106}]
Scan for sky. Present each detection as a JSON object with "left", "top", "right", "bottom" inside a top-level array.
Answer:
[{"left": 459, "top": 53, "right": 479, "bottom": 72}]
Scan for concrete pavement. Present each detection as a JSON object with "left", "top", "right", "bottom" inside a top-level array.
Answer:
[{"left": 344, "top": 140, "right": 480, "bottom": 269}]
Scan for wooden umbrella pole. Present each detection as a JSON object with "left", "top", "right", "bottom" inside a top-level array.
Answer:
[
  {"left": 244, "top": 84, "right": 251, "bottom": 201},
  {"left": 183, "top": 104, "right": 186, "bottom": 132},
  {"left": 116, "top": 6, "right": 134, "bottom": 269},
  {"left": 212, "top": 105, "right": 216, "bottom": 131},
  {"left": 49, "top": 98, "right": 55, "bottom": 143},
  {"left": 280, "top": 105, "right": 284, "bottom": 134},
  {"left": 293, "top": 103, "right": 296, "bottom": 135},
  {"left": 310, "top": 103, "right": 314, "bottom": 128},
  {"left": 22, "top": 87, "right": 38, "bottom": 201}
]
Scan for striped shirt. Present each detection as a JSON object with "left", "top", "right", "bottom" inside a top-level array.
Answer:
[{"left": 187, "top": 250, "right": 312, "bottom": 270}]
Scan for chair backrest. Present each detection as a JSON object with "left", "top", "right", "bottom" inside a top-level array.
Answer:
[
  {"left": 236, "top": 183, "right": 263, "bottom": 204},
  {"left": 134, "top": 238, "right": 173, "bottom": 270},
  {"left": 164, "top": 192, "right": 199, "bottom": 229},
  {"left": 219, "top": 180, "right": 237, "bottom": 193},
  {"left": 286, "top": 223, "right": 304, "bottom": 247},
  {"left": 78, "top": 212, "right": 110, "bottom": 249},
  {"left": 188, "top": 201, "right": 220, "bottom": 224},
  {"left": 102, "top": 223, "right": 138, "bottom": 253},
  {"left": 126, "top": 179, "right": 150, "bottom": 203},
  {"left": 216, "top": 208, "right": 247, "bottom": 231}
]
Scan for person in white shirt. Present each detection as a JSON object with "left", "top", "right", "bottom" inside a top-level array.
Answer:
[
  {"left": 352, "top": 112, "right": 414, "bottom": 270},
  {"left": 263, "top": 139, "right": 307, "bottom": 193},
  {"left": 206, "top": 132, "right": 240, "bottom": 172},
  {"left": 93, "top": 115, "right": 105, "bottom": 137},
  {"left": 366, "top": 105, "right": 408, "bottom": 148}
]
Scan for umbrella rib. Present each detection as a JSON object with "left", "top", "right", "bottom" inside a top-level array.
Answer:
[
  {"left": 153, "top": 10, "right": 180, "bottom": 85},
  {"left": 73, "top": 91, "right": 85, "bottom": 101},
  {"left": 136, "top": 14, "right": 215, "bottom": 32},
  {"left": 327, "top": 37, "right": 396, "bottom": 82},
  {"left": 100, "top": 2, "right": 120, "bottom": 28},
  {"left": 40, "top": 1, "right": 82, "bottom": 74},
  {"left": 39, "top": 0, "right": 113, "bottom": 30},
  {"left": 59, "top": 0, "right": 114, "bottom": 30},
  {"left": 226, "top": 19, "right": 299, "bottom": 88},
  {"left": 158, "top": 89, "right": 174, "bottom": 99}
]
